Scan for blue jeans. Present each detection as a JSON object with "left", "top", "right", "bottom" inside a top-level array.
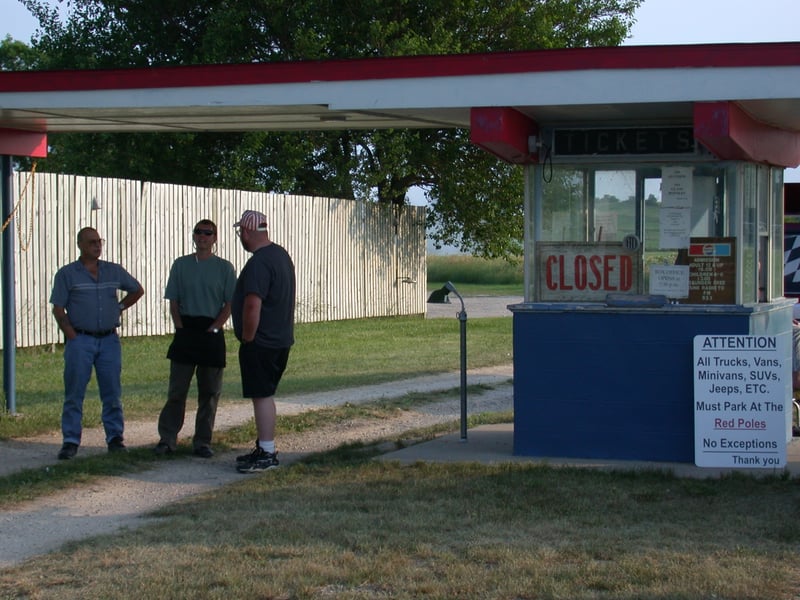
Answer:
[{"left": 62, "top": 333, "right": 124, "bottom": 445}]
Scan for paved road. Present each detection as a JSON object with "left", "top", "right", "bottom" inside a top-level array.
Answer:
[{"left": 426, "top": 295, "right": 522, "bottom": 319}]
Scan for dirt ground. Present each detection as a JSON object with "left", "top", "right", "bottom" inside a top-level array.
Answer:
[{"left": 0, "top": 296, "right": 519, "bottom": 568}]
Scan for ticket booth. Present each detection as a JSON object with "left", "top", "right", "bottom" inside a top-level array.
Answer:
[{"left": 473, "top": 104, "right": 797, "bottom": 463}]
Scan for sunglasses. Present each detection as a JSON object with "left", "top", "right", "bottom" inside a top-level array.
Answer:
[{"left": 193, "top": 229, "right": 215, "bottom": 236}]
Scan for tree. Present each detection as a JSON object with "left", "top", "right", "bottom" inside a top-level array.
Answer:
[
  {"left": 0, "top": 35, "right": 39, "bottom": 71},
  {"left": 19, "top": 0, "right": 642, "bottom": 258}
]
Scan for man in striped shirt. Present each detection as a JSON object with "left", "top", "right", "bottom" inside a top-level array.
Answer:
[{"left": 50, "top": 227, "right": 144, "bottom": 460}]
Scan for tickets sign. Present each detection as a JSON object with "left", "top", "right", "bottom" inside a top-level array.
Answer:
[{"left": 536, "top": 242, "right": 640, "bottom": 302}]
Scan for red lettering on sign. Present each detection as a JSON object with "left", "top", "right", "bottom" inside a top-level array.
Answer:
[
  {"left": 575, "top": 255, "right": 587, "bottom": 289},
  {"left": 558, "top": 255, "right": 572, "bottom": 290},
  {"left": 603, "top": 255, "right": 616, "bottom": 290},
  {"left": 545, "top": 255, "right": 557, "bottom": 290},
  {"left": 544, "top": 252, "right": 635, "bottom": 294},
  {"left": 619, "top": 254, "right": 632, "bottom": 290},
  {"left": 589, "top": 255, "right": 602, "bottom": 290}
]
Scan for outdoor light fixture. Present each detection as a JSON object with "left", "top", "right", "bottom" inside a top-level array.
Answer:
[{"left": 427, "top": 281, "right": 468, "bottom": 441}]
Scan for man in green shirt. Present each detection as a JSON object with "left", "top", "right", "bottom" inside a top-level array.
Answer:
[{"left": 154, "top": 219, "right": 236, "bottom": 458}]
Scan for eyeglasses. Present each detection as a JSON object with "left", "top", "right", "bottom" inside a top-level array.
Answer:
[{"left": 193, "top": 229, "right": 215, "bottom": 236}]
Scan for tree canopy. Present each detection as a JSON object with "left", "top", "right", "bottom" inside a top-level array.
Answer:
[
  {"left": 0, "top": 34, "right": 39, "bottom": 70},
  {"left": 13, "top": 0, "right": 641, "bottom": 257}
]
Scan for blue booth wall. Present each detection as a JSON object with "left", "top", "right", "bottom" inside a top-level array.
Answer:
[{"left": 511, "top": 301, "right": 794, "bottom": 462}]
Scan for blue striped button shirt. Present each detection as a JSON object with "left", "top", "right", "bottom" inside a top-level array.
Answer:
[{"left": 50, "top": 260, "right": 142, "bottom": 332}]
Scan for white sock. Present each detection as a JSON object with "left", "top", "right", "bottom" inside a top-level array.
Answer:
[{"left": 259, "top": 440, "right": 276, "bottom": 454}]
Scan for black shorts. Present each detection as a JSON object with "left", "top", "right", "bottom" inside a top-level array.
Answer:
[{"left": 238, "top": 344, "right": 291, "bottom": 399}]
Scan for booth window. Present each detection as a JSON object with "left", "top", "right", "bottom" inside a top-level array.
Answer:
[
  {"left": 531, "top": 162, "right": 784, "bottom": 305},
  {"left": 733, "top": 163, "right": 783, "bottom": 303}
]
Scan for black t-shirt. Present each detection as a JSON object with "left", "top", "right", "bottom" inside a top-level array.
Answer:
[{"left": 232, "top": 243, "right": 296, "bottom": 348}]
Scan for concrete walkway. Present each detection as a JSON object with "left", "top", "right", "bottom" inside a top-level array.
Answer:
[{"left": 380, "top": 423, "right": 800, "bottom": 479}]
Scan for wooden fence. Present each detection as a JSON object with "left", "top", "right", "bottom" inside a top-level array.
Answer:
[{"left": 4, "top": 171, "right": 426, "bottom": 348}]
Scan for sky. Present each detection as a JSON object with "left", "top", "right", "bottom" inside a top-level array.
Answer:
[
  {"left": 624, "top": 0, "right": 800, "bottom": 183},
  {"left": 2, "top": 0, "right": 799, "bottom": 183}
]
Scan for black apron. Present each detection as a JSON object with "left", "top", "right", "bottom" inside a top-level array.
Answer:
[{"left": 166, "top": 315, "right": 226, "bottom": 368}]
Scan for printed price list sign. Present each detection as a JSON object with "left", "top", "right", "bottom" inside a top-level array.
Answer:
[
  {"left": 693, "top": 335, "right": 788, "bottom": 468},
  {"left": 686, "top": 238, "right": 736, "bottom": 304}
]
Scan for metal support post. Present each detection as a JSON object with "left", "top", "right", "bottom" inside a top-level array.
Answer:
[
  {"left": 457, "top": 304, "right": 467, "bottom": 441},
  {"left": 1, "top": 155, "right": 16, "bottom": 414}
]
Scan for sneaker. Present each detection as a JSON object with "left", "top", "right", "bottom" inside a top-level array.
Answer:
[
  {"left": 57, "top": 442, "right": 78, "bottom": 460},
  {"left": 153, "top": 442, "right": 173, "bottom": 455},
  {"left": 193, "top": 446, "right": 214, "bottom": 458},
  {"left": 236, "top": 441, "right": 261, "bottom": 464},
  {"left": 107, "top": 437, "right": 127, "bottom": 453},
  {"left": 236, "top": 444, "right": 279, "bottom": 473}
]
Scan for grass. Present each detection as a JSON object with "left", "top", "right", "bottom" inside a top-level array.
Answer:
[
  {"left": 427, "top": 255, "right": 523, "bottom": 296},
  {"left": 1, "top": 314, "right": 513, "bottom": 440},
  {"left": 1, "top": 460, "right": 798, "bottom": 598}
]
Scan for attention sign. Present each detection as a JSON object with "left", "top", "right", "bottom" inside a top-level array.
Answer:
[
  {"left": 536, "top": 242, "right": 640, "bottom": 302},
  {"left": 693, "top": 334, "right": 789, "bottom": 468}
]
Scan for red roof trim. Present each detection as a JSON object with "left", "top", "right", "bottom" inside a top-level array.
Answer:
[
  {"left": 470, "top": 107, "right": 538, "bottom": 165},
  {"left": 694, "top": 102, "right": 800, "bottom": 168},
  {"left": 0, "top": 129, "right": 47, "bottom": 157},
  {"left": 2, "top": 42, "right": 800, "bottom": 93}
]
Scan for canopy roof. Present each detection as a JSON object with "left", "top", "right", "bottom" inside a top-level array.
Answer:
[{"left": 1, "top": 42, "right": 799, "bottom": 134}]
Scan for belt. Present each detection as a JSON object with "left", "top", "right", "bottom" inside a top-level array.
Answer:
[{"left": 74, "top": 328, "right": 116, "bottom": 338}]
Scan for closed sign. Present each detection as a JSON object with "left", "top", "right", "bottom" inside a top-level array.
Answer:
[{"left": 537, "top": 242, "right": 640, "bottom": 302}]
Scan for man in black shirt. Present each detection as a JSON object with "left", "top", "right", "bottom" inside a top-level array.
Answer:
[{"left": 230, "top": 210, "right": 296, "bottom": 473}]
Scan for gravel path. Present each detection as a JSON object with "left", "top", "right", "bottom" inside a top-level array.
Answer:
[
  {"left": 0, "top": 297, "right": 518, "bottom": 568},
  {"left": 0, "top": 366, "right": 513, "bottom": 568}
]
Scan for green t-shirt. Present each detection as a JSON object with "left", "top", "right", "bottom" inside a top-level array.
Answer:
[{"left": 164, "top": 254, "right": 236, "bottom": 318}]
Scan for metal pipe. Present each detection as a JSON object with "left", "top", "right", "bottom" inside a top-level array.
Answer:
[
  {"left": 427, "top": 281, "right": 468, "bottom": 441},
  {"left": 1, "top": 155, "right": 16, "bottom": 414},
  {"left": 445, "top": 281, "right": 468, "bottom": 441},
  {"left": 458, "top": 307, "right": 467, "bottom": 441}
]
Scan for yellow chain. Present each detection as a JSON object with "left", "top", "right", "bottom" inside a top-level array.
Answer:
[{"left": 0, "top": 162, "right": 37, "bottom": 251}]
